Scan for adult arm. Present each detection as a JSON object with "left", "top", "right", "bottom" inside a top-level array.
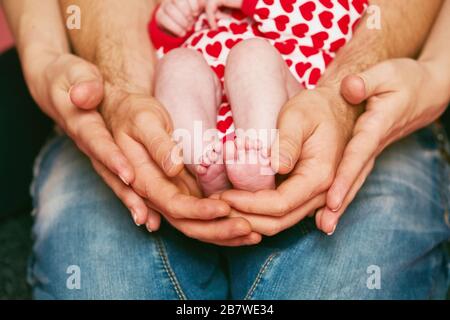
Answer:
[
  {"left": 1, "top": 0, "right": 161, "bottom": 225},
  {"left": 320, "top": 0, "right": 450, "bottom": 232},
  {"left": 59, "top": 0, "right": 261, "bottom": 245},
  {"left": 221, "top": 0, "right": 443, "bottom": 236}
]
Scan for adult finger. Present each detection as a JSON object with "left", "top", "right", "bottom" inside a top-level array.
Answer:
[
  {"left": 326, "top": 96, "right": 397, "bottom": 211},
  {"left": 131, "top": 103, "right": 184, "bottom": 177},
  {"left": 67, "top": 112, "right": 135, "bottom": 185},
  {"left": 165, "top": 215, "right": 261, "bottom": 246},
  {"left": 341, "top": 62, "right": 396, "bottom": 105},
  {"left": 145, "top": 208, "right": 162, "bottom": 233},
  {"left": 91, "top": 159, "right": 149, "bottom": 226},
  {"left": 272, "top": 102, "right": 305, "bottom": 175},
  {"left": 222, "top": 136, "right": 335, "bottom": 216},
  {"left": 319, "top": 159, "right": 375, "bottom": 234},
  {"left": 119, "top": 133, "right": 230, "bottom": 220},
  {"left": 51, "top": 76, "right": 135, "bottom": 185},
  {"left": 66, "top": 61, "right": 104, "bottom": 110},
  {"left": 231, "top": 193, "right": 326, "bottom": 236}
]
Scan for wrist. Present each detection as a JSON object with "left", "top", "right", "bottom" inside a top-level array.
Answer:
[
  {"left": 419, "top": 58, "right": 450, "bottom": 108},
  {"left": 20, "top": 46, "right": 62, "bottom": 107},
  {"left": 100, "top": 82, "right": 165, "bottom": 129},
  {"left": 100, "top": 81, "right": 132, "bottom": 125},
  {"left": 316, "top": 81, "right": 363, "bottom": 131}
]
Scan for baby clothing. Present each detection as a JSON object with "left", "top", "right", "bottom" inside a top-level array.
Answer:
[{"left": 149, "top": 0, "right": 368, "bottom": 140}]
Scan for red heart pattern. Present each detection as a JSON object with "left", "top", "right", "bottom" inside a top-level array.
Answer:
[
  {"left": 318, "top": 11, "right": 334, "bottom": 28},
  {"left": 150, "top": 0, "right": 369, "bottom": 139},
  {"left": 275, "top": 15, "right": 290, "bottom": 32},
  {"left": 299, "top": 1, "right": 316, "bottom": 21},
  {"left": 337, "top": 14, "right": 350, "bottom": 35},
  {"left": 206, "top": 42, "right": 222, "bottom": 58},
  {"left": 295, "top": 62, "right": 312, "bottom": 77},
  {"left": 230, "top": 23, "right": 248, "bottom": 34},
  {"left": 292, "top": 23, "right": 309, "bottom": 38},
  {"left": 281, "top": 0, "right": 296, "bottom": 13},
  {"left": 319, "top": 0, "right": 334, "bottom": 8},
  {"left": 311, "top": 31, "right": 329, "bottom": 48},
  {"left": 274, "top": 39, "right": 297, "bottom": 54},
  {"left": 225, "top": 38, "right": 242, "bottom": 49}
]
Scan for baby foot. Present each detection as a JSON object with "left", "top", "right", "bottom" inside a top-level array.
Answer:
[
  {"left": 225, "top": 137, "right": 276, "bottom": 192},
  {"left": 195, "top": 142, "right": 231, "bottom": 197}
]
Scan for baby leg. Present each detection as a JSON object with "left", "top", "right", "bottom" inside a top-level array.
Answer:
[
  {"left": 224, "top": 38, "right": 301, "bottom": 192},
  {"left": 155, "top": 48, "right": 231, "bottom": 196}
]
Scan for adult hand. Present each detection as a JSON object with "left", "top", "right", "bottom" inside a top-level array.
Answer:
[
  {"left": 318, "top": 58, "right": 450, "bottom": 233},
  {"left": 98, "top": 87, "right": 261, "bottom": 246},
  {"left": 220, "top": 86, "right": 358, "bottom": 236},
  {"left": 23, "top": 51, "right": 165, "bottom": 228}
]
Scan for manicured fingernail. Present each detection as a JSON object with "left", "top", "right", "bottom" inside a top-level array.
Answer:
[
  {"left": 119, "top": 174, "right": 129, "bottom": 186},
  {"left": 279, "top": 153, "right": 292, "bottom": 168},
  {"left": 331, "top": 203, "right": 341, "bottom": 212},
  {"left": 131, "top": 211, "right": 141, "bottom": 226},
  {"left": 146, "top": 223, "right": 153, "bottom": 233},
  {"left": 327, "top": 224, "right": 337, "bottom": 236}
]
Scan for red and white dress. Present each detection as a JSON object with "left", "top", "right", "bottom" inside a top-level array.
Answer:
[{"left": 149, "top": 0, "right": 369, "bottom": 140}]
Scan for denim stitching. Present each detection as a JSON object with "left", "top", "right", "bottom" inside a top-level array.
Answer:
[
  {"left": 430, "top": 123, "right": 450, "bottom": 228},
  {"left": 244, "top": 252, "right": 279, "bottom": 300},
  {"left": 155, "top": 237, "right": 187, "bottom": 300}
]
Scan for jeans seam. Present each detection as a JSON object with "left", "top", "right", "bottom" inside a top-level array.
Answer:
[
  {"left": 431, "top": 123, "right": 450, "bottom": 228},
  {"left": 155, "top": 237, "right": 187, "bottom": 300},
  {"left": 244, "top": 252, "right": 279, "bottom": 300}
]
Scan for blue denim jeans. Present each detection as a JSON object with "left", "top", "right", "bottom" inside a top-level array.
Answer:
[{"left": 28, "top": 125, "right": 450, "bottom": 299}]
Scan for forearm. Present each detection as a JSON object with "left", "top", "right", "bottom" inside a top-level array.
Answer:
[
  {"left": 59, "top": 0, "right": 157, "bottom": 104},
  {"left": 314, "top": 0, "right": 444, "bottom": 129},
  {"left": 2, "top": 0, "right": 68, "bottom": 57},
  {"left": 320, "top": 0, "right": 443, "bottom": 96},
  {"left": 2, "top": 0, "right": 69, "bottom": 111},
  {"left": 419, "top": 0, "right": 450, "bottom": 105}
]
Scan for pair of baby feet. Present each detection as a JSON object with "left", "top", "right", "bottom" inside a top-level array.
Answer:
[{"left": 194, "top": 137, "right": 276, "bottom": 196}]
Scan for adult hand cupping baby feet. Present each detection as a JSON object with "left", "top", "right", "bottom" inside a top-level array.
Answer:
[
  {"left": 318, "top": 58, "right": 450, "bottom": 235},
  {"left": 220, "top": 87, "right": 355, "bottom": 236}
]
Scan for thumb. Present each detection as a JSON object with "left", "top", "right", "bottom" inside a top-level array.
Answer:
[
  {"left": 67, "top": 61, "right": 104, "bottom": 110},
  {"left": 133, "top": 99, "right": 185, "bottom": 178},
  {"left": 272, "top": 105, "right": 304, "bottom": 175},
  {"left": 341, "top": 62, "right": 392, "bottom": 105}
]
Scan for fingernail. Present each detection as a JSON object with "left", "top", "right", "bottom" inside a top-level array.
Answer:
[
  {"left": 330, "top": 203, "right": 341, "bottom": 212},
  {"left": 68, "top": 84, "right": 74, "bottom": 97},
  {"left": 146, "top": 223, "right": 153, "bottom": 233},
  {"left": 119, "top": 174, "right": 130, "bottom": 186},
  {"left": 327, "top": 224, "right": 337, "bottom": 236},
  {"left": 279, "top": 153, "right": 292, "bottom": 169},
  {"left": 131, "top": 210, "right": 141, "bottom": 226}
]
